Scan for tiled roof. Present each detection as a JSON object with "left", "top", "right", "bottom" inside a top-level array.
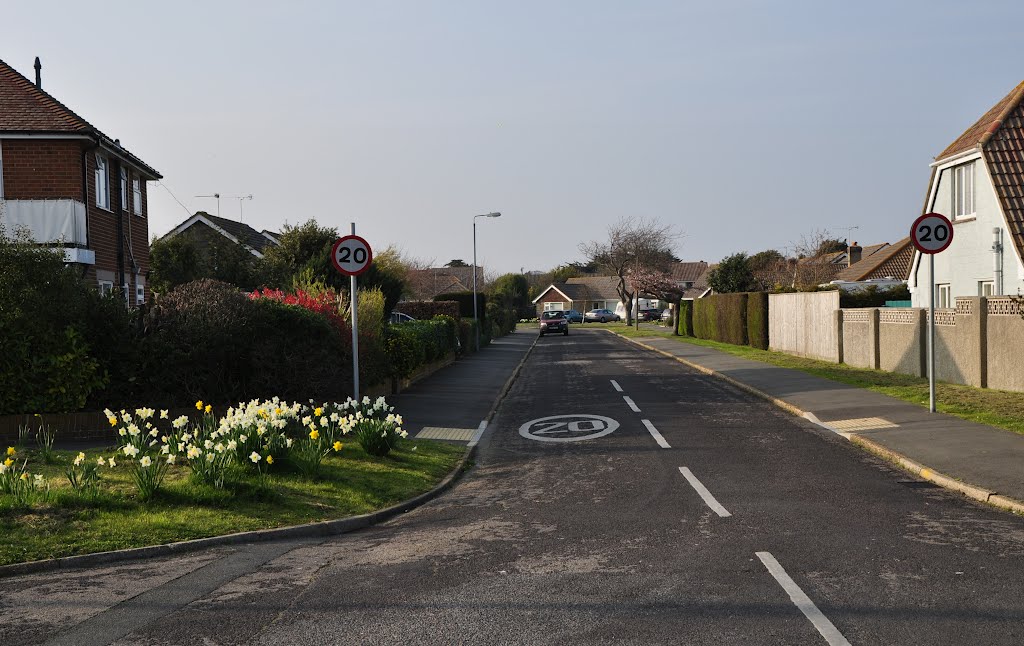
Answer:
[
  {"left": 565, "top": 276, "right": 621, "bottom": 301},
  {"left": 984, "top": 99, "right": 1024, "bottom": 264},
  {"left": 683, "top": 264, "right": 716, "bottom": 299},
  {"left": 0, "top": 58, "right": 161, "bottom": 178},
  {"left": 833, "top": 237, "right": 914, "bottom": 281},
  {"left": 200, "top": 213, "right": 280, "bottom": 254},
  {"left": 669, "top": 261, "right": 708, "bottom": 283},
  {"left": 937, "top": 81, "right": 1024, "bottom": 161},
  {"left": 406, "top": 268, "right": 475, "bottom": 300},
  {"left": 934, "top": 80, "right": 1024, "bottom": 265}
]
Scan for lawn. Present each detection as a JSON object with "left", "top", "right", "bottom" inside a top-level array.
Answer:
[
  {"left": 605, "top": 323, "right": 1024, "bottom": 435},
  {"left": 0, "top": 439, "right": 464, "bottom": 566}
]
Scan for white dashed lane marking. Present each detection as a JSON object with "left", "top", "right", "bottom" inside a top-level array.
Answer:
[
  {"left": 623, "top": 396, "right": 641, "bottom": 413},
  {"left": 678, "top": 467, "right": 731, "bottom": 517},
  {"left": 610, "top": 379, "right": 623, "bottom": 392},
  {"left": 756, "top": 552, "right": 852, "bottom": 646},
  {"left": 642, "top": 419, "right": 671, "bottom": 449}
]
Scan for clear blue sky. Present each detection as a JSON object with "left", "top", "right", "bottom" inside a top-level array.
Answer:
[{"left": 5, "top": 1, "right": 1023, "bottom": 274}]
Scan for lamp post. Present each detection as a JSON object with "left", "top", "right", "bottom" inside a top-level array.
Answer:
[{"left": 472, "top": 212, "right": 501, "bottom": 351}]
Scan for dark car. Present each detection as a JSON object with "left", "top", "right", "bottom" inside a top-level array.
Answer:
[
  {"left": 564, "top": 309, "right": 584, "bottom": 323},
  {"left": 584, "top": 308, "right": 620, "bottom": 323},
  {"left": 539, "top": 310, "right": 569, "bottom": 336},
  {"left": 637, "top": 308, "right": 663, "bottom": 322}
]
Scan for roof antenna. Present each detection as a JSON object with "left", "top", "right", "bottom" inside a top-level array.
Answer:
[{"left": 34, "top": 57, "right": 41, "bottom": 89}]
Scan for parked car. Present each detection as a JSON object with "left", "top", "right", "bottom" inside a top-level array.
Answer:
[
  {"left": 660, "top": 309, "right": 673, "bottom": 321},
  {"left": 539, "top": 310, "right": 569, "bottom": 336},
  {"left": 637, "top": 308, "right": 663, "bottom": 322},
  {"left": 584, "top": 309, "right": 620, "bottom": 323},
  {"left": 563, "top": 309, "right": 584, "bottom": 323},
  {"left": 389, "top": 311, "right": 415, "bottom": 324}
]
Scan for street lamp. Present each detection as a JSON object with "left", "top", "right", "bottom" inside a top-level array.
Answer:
[{"left": 473, "top": 212, "right": 502, "bottom": 351}]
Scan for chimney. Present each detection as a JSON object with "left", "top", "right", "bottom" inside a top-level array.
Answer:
[
  {"left": 33, "top": 57, "right": 42, "bottom": 88},
  {"left": 847, "top": 242, "right": 862, "bottom": 267}
]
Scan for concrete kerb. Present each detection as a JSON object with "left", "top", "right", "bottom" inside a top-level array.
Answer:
[
  {"left": 607, "top": 330, "right": 1024, "bottom": 517},
  {"left": 0, "top": 334, "right": 540, "bottom": 580}
]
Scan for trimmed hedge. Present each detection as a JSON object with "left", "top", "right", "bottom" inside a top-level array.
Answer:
[
  {"left": 746, "top": 292, "right": 769, "bottom": 350},
  {"left": 395, "top": 300, "right": 460, "bottom": 321},
  {"left": 435, "top": 292, "right": 486, "bottom": 319},
  {"left": 384, "top": 316, "right": 459, "bottom": 379},
  {"left": 693, "top": 293, "right": 748, "bottom": 346},
  {"left": 678, "top": 301, "right": 694, "bottom": 336}
]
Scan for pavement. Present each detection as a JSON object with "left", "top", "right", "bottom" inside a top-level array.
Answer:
[{"left": 619, "top": 325, "right": 1024, "bottom": 513}]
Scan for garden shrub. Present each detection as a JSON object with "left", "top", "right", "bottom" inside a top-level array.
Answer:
[
  {"left": 0, "top": 229, "right": 109, "bottom": 414},
  {"left": 746, "top": 292, "right": 769, "bottom": 350},
  {"left": 384, "top": 317, "right": 458, "bottom": 379},
  {"left": 435, "top": 292, "right": 485, "bottom": 319},
  {"left": 839, "top": 285, "right": 911, "bottom": 309}
]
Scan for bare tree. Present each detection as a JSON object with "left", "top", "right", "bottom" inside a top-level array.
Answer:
[
  {"left": 783, "top": 229, "right": 845, "bottom": 290},
  {"left": 579, "top": 217, "right": 680, "bottom": 325},
  {"left": 630, "top": 266, "right": 687, "bottom": 334}
]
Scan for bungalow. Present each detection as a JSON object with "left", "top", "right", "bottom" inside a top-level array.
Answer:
[
  {"left": 909, "top": 80, "right": 1024, "bottom": 307},
  {"left": 532, "top": 276, "right": 622, "bottom": 317},
  {"left": 157, "top": 211, "right": 281, "bottom": 258}
]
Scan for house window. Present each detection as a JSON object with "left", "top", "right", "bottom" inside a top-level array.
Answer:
[
  {"left": 979, "top": 281, "right": 994, "bottom": 297},
  {"left": 937, "top": 283, "right": 952, "bottom": 309},
  {"left": 120, "top": 168, "right": 129, "bottom": 212},
  {"left": 98, "top": 280, "right": 113, "bottom": 297},
  {"left": 951, "top": 161, "right": 975, "bottom": 219},
  {"left": 543, "top": 301, "right": 565, "bottom": 311},
  {"left": 132, "top": 177, "right": 142, "bottom": 215},
  {"left": 95, "top": 154, "right": 110, "bottom": 209},
  {"left": 136, "top": 282, "right": 145, "bottom": 305}
]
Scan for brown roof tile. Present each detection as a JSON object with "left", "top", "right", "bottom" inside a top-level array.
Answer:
[
  {"left": 937, "top": 80, "right": 1024, "bottom": 161},
  {"left": 668, "top": 261, "right": 708, "bottom": 283},
  {"left": 565, "top": 276, "right": 622, "bottom": 301},
  {"left": 833, "top": 237, "right": 913, "bottom": 281},
  {"left": 0, "top": 58, "right": 161, "bottom": 178},
  {"left": 984, "top": 99, "right": 1024, "bottom": 265}
]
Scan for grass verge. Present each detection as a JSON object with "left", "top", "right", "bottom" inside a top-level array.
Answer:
[
  {"left": 0, "top": 439, "right": 464, "bottom": 566},
  {"left": 605, "top": 323, "right": 1024, "bottom": 436}
]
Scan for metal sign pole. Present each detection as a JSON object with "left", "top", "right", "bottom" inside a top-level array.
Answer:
[
  {"left": 350, "top": 222, "right": 360, "bottom": 401},
  {"left": 929, "top": 253, "right": 935, "bottom": 413}
]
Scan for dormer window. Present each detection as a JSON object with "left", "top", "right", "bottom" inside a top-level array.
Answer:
[{"left": 951, "top": 161, "right": 975, "bottom": 219}]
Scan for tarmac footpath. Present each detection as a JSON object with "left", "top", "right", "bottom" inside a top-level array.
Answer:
[{"left": 615, "top": 330, "right": 1024, "bottom": 515}]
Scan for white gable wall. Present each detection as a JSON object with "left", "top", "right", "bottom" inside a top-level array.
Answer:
[{"left": 910, "top": 153, "right": 1024, "bottom": 306}]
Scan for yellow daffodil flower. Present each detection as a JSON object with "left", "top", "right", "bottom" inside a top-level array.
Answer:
[
  {"left": 266, "top": 455, "right": 274, "bottom": 465},
  {"left": 204, "top": 404, "right": 212, "bottom": 414},
  {"left": 5, "top": 446, "right": 14, "bottom": 456},
  {"left": 333, "top": 441, "right": 343, "bottom": 452},
  {"left": 314, "top": 407, "right": 323, "bottom": 416},
  {"left": 196, "top": 400, "right": 204, "bottom": 410},
  {"left": 108, "top": 416, "right": 118, "bottom": 426},
  {"left": 309, "top": 429, "right": 320, "bottom": 440},
  {"left": 3, "top": 458, "right": 13, "bottom": 467}
]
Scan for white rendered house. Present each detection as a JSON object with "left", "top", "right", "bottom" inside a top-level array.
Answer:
[{"left": 909, "top": 80, "right": 1024, "bottom": 307}]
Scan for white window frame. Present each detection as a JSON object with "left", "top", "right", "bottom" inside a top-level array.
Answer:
[
  {"left": 136, "top": 281, "right": 145, "bottom": 305},
  {"left": 132, "top": 176, "right": 142, "bottom": 216},
  {"left": 937, "top": 283, "right": 952, "bottom": 309},
  {"left": 543, "top": 301, "right": 565, "bottom": 311},
  {"left": 979, "top": 280, "right": 994, "bottom": 297},
  {"left": 123, "top": 283, "right": 130, "bottom": 305},
  {"left": 95, "top": 154, "right": 110, "bottom": 210},
  {"left": 120, "top": 167, "right": 129, "bottom": 212},
  {"left": 98, "top": 280, "right": 113, "bottom": 297},
  {"left": 951, "top": 161, "right": 975, "bottom": 219}
]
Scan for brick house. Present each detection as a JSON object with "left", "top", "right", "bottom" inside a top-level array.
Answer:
[{"left": 0, "top": 57, "right": 161, "bottom": 306}]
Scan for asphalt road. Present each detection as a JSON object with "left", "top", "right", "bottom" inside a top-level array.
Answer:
[{"left": 5, "top": 328, "right": 1024, "bottom": 645}]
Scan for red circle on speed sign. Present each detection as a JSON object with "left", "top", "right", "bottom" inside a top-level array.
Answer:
[
  {"left": 331, "top": 235, "right": 373, "bottom": 276},
  {"left": 910, "top": 212, "right": 954, "bottom": 254}
]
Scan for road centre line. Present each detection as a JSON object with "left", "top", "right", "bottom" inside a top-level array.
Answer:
[
  {"left": 641, "top": 419, "right": 671, "bottom": 449},
  {"left": 623, "top": 396, "right": 641, "bottom": 413},
  {"left": 610, "top": 379, "right": 623, "bottom": 392},
  {"left": 756, "top": 552, "right": 852, "bottom": 646},
  {"left": 678, "top": 467, "right": 731, "bottom": 517}
]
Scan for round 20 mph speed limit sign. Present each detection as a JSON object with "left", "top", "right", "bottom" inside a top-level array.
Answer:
[
  {"left": 910, "top": 212, "right": 954, "bottom": 254},
  {"left": 331, "top": 234, "right": 373, "bottom": 276}
]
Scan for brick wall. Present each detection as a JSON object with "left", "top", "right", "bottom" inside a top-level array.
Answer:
[
  {"left": 0, "top": 139, "right": 82, "bottom": 199},
  {"left": 535, "top": 289, "right": 575, "bottom": 318}
]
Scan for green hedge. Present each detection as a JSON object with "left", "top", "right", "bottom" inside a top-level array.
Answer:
[
  {"left": 746, "top": 292, "right": 769, "bottom": 350},
  {"left": 693, "top": 293, "right": 748, "bottom": 345},
  {"left": 678, "top": 301, "right": 694, "bottom": 336},
  {"left": 384, "top": 316, "right": 458, "bottom": 379},
  {"left": 435, "top": 292, "right": 485, "bottom": 319}
]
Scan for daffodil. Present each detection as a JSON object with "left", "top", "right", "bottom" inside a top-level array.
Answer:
[
  {"left": 108, "top": 416, "right": 118, "bottom": 426},
  {"left": 249, "top": 451, "right": 262, "bottom": 463},
  {"left": 160, "top": 409, "right": 169, "bottom": 419},
  {"left": 266, "top": 455, "right": 274, "bottom": 465},
  {"left": 74, "top": 452, "right": 86, "bottom": 466},
  {"left": 333, "top": 441, "right": 343, "bottom": 452},
  {"left": 204, "top": 404, "right": 212, "bottom": 414},
  {"left": 5, "top": 446, "right": 15, "bottom": 456},
  {"left": 309, "top": 429, "right": 320, "bottom": 440},
  {"left": 196, "top": 400, "right": 204, "bottom": 410},
  {"left": 314, "top": 407, "right": 323, "bottom": 417},
  {"left": 140, "top": 456, "right": 152, "bottom": 468}
]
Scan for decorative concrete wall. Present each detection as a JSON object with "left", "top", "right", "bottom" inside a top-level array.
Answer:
[
  {"left": 769, "top": 291, "right": 841, "bottom": 362},
  {"left": 878, "top": 309, "right": 925, "bottom": 377},
  {"left": 841, "top": 310, "right": 873, "bottom": 369},
  {"left": 986, "top": 298, "right": 1024, "bottom": 392}
]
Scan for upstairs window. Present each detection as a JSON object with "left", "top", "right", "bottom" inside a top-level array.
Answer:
[
  {"left": 133, "top": 177, "right": 142, "bottom": 215},
  {"left": 120, "top": 167, "right": 129, "bottom": 212},
  {"left": 95, "top": 154, "right": 110, "bottom": 210},
  {"left": 951, "top": 161, "right": 975, "bottom": 219}
]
